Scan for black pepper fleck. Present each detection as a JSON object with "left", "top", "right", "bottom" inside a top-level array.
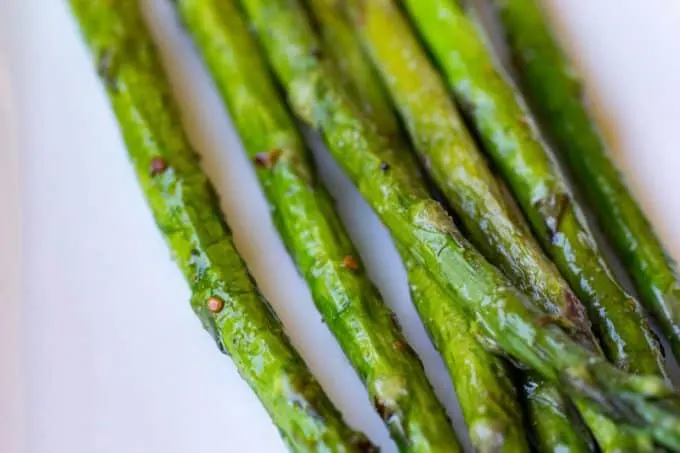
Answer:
[{"left": 97, "top": 49, "right": 118, "bottom": 92}]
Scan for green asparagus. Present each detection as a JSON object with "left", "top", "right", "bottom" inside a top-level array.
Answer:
[
  {"left": 308, "top": 1, "right": 598, "bottom": 449},
  {"left": 338, "top": 1, "right": 600, "bottom": 449},
  {"left": 404, "top": 255, "right": 531, "bottom": 452},
  {"left": 336, "top": 0, "right": 614, "bottom": 451},
  {"left": 401, "top": 0, "right": 666, "bottom": 378},
  {"left": 238, "top": 0, "right": 680, "bottom": 449},
  {"left": 175, "top": 0, "right": 461, "bottom": 450},
  {"left": 491, "top": 0, "right": 680, "bottom": 364},
  {"left": 346, "top": 0, "right": 596, "bottom": 353},
  {"left": 303, "top": 0, "right": 408, "bottom": 155},
  {"left": 68, "top": 1, "right": 375, "bottom": 451},
  {"left": 520, "top": 379, "right": 595, "bottom": 452},
  {"left": 305, "top": 1, "right": 531, "bottom": 450},
  {"left": 353, "top": 1, "right": 661, "bottom": 449}
]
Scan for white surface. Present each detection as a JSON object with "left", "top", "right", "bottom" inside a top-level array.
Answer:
[{"left": 1, "top": 1, "right": 680, "bottom": 452}]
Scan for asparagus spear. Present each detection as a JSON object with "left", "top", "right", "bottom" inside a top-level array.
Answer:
[
  {"left": 68, "top": 1, "right": 375, "bottom": 451},
  {"left": 400, "top": 0, "right": 666, "bottom": 378},
  {"left": 490, "top": 0, "right": 680, "bottom": 364},
  {"left": 520, "top": 379, "right": 595, "bottom": 452},
  {"left": 340, "top": 0, "right": 636, "bottom": 450},
  {"left": 404, "top": 255, "right": 532, "bottom": 452},
  {"left": 237, "top": 0, "right": 680, "bottom": 449},
  {"left": 302, "top": 0, "right": 409, "bottom": 155},
  {"left": 175, "top": 1, "right": 461, "bottom": 450},
  {"left": 306, "top": 2, "right": 531, "bottom": 450}
]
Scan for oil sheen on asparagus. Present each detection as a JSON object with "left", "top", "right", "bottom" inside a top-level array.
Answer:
[
  {"left": 401, "top": 0, "right": 666, "bottom": 379},
  {"left": 344, "top": 0, "right": 595, "bottom": 354},
  {"left": 175, "top": 1, "right": 460, "bottom": 450},
  {"left": 340, "top": 0, "right": 604, "bottom": 449},
  {"left": 68, "top": 1, "right": 375, "bottom": 451},
  {"left": 492, "top": 0, "right": 680, "bottom": 364},
  {"left": 305, "top": 0, "right": 530, "bottom": 450},
  {"left": 369, "top": 1, "right": 665, "bottom": 449},
  {"left": 237, "top": 0, "right": 680, "bottom": 449}
]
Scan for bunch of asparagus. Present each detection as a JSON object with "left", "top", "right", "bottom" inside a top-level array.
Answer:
[
  {"left": 175, "top": 0, "right": 460, "bottom": 450},
  {"left": 68, "top": 0, "right": 680, "bottom": 451},
  {"left": 490, "top": 0, "right": 680, "bottom": 365},
  {"left": 67, "top": 2, "right": 374, "bottom": 451}
]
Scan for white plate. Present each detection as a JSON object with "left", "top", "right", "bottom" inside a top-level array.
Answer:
[{"left": 3, "top": 1, "right": 680, "bottom": 452}]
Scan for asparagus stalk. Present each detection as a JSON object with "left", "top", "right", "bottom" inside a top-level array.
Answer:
[
  {"left": 404, "top": 254, "right": 531, "bottom": 452},
  {"left": 490, "top": 0, "right": 680, "bottom": 364},
  {"left": 237, "top": 0, "right": 680, "bottom": 449},
  {"left": 68, "top": 1, "right": 375, "bottom": 451},
  {"left": 400, "top": 0, "right": 666, "bottom": 378},
  {"left": 520, "top": 379, "right": 595, "bottom": 452},
  {"left": 306, "top": 1, "right": 531, "bottom": 450},
  {"left": 174, "top": 0, "right": 461, "bottom": 450},
  {"left": 302, "top": 0, "right": 409, "bottom": 155}
]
